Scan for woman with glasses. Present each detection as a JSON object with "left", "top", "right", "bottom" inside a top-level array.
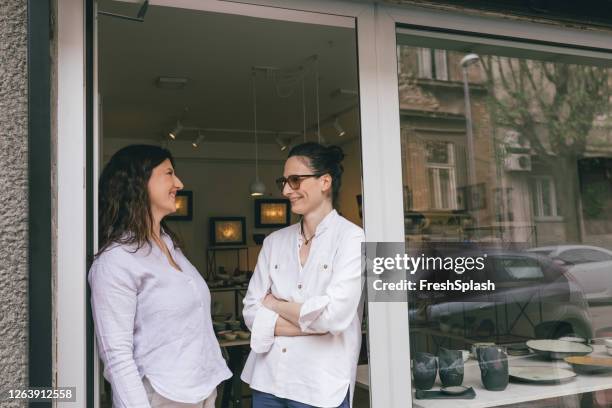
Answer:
[
  {"left": 242, "top": 142, "right": 365, "bottom": 408},
  {"left": 88, "top": 145, "right": 231, "bottom": 408}
]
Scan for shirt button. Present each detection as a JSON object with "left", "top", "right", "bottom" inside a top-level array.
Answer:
[
  {"left": 282, "top": 348, "right": 287, "bottom": 353},
  {"left": 274, "top": 264, "right": 278, "bottom": 269},
  {"left": 323, "top": 264, "right": 328, "bottom": 269},
  {"left": 298, "top": 284, "right": 302, "bottom": 289}
]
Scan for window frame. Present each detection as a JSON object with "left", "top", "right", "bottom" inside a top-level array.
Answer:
[
  {"left": 530, "top": 176, "right": 561, "bottom": 220},
  {"left": 377, "top": 4, "right": 612, "bottom": 407}
]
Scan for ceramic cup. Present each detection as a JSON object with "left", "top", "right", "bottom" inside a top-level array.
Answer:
[
  {"left": 477, "top": 346, "right": 509, "bottom": 391},
  {"left": 438, "top": 348, "right": 464, "bottom": 387},
  {"left": 471, "top": 342, "right": 496, "bottom": 358},
  {"left": 412, "top": 352, "right": 438, "bottom": 390}
]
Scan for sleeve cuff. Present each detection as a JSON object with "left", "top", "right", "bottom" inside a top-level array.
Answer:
[
  {"left": 250, "top": 306, "right": 279, "bottom": 353},
  {"left": 298, "top": 295, "right": 330, "bottom": 332}
]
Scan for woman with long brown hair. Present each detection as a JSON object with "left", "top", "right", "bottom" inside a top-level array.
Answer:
[{"left": 89, "top": 144, "right": 231, "bottom": 408}]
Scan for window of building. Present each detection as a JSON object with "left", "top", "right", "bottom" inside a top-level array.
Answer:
[
  {"left": 417, "top": 48, "right": 449, "bottom": 80},
  {"left": 530, "top": 176, "right": 559, "bottom": 218},
  {"left": 425, "top": 141, "right": 457, "bottom": 209}
]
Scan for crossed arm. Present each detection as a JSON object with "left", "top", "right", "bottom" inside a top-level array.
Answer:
[{"left": 262, "top": 293, "right": 318, "bottom": 336}]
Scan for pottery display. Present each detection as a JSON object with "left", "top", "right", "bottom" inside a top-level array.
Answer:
[
  {"left": 235, "top": 330, "right": 251, "bottom": 340},
  {"left": 509, "top": 366, "right": 576, "bottom": 384},
  {"left": 565, "top": 356, "right": 612, "bottom": 374},
  {"left": 438, "top": 348, "right": 464, "bottom": 387},
  {"left": 471, "top": 342, "right": 496, "bottom": 358},
  {"left": 526, "top": 339, "right": 593, "bottom": 360},
  {"left": 413, "top": 352, "right": 438, "bottom": 390},
  {"left": 477, "top": 346, "right": 509, "bottom": 391}
]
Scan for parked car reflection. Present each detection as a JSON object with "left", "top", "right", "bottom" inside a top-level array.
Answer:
[
  {"left": 409, "top": 250, "right": 593, "bottom": 348},
  {"left": 528, "top": 245, "right": 612, "bottom": 303}
]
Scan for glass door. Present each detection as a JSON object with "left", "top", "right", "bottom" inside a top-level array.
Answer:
[{"left": 90, "top": 1, "right": 396, "bottom": 407}]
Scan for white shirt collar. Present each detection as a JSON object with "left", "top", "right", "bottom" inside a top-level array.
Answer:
[{"left": 296, "top": 209, "right": 338, "bottom": 241}]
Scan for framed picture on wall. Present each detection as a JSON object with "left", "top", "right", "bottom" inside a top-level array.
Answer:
[
  {"left": 209, "top": 217, "right": 246, "bottom": 246},
  {"left": 254, "top": 199, "right": 291, "bottom": 228},
  {"left": 167, "top": 190, "right": 193, "bottom": 221}
]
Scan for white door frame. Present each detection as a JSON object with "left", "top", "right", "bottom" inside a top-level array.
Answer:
[
  {"left": 56, "top": 0, "right": 87, "bottom": 406},
  {"left": 58, "top": 1, "right": 412, "bottom": 407}
]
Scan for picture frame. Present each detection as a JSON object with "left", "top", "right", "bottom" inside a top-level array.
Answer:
[
  {"left": 167, "top": 190, "right": 193, "bottom": 221},
  {"left": 209, "top": 217, "right": 246, "bottom": 246},
  {"left": 254, "top": 199, "right": 291, "bottom": 228}
]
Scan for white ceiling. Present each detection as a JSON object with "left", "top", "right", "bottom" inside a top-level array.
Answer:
[{"left": 99, "top": 1, "right": 360, "bottom": 145}]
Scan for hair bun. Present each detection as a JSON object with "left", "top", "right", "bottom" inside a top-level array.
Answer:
[{"left": 327, "top": 145, "right": 345, "bottom": 163}]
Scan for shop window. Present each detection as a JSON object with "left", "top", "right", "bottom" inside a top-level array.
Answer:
[{"left": 398, "top": 28, "right": 612, "bottom": 408}]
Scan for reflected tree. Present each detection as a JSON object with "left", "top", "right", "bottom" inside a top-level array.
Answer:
[{"left": 481, "top": 56, "right": 611, "bottom": 241}]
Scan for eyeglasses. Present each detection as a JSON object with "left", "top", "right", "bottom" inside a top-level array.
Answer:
[{"left": 275, "top": 174, "right": 321, "bottom": 191}]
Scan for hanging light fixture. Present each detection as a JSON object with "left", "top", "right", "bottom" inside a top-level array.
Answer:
[
  {"left": 275, "top": 135, "right": 291, "bottom": 151},
  {"left": 168, "top": 121, "right": 183, "bottom": 139},
  {"left": 250, "top": 72, "right": 266, "bottom": 197},
  {"left": 192, "top": 131, "right": 205, "bottom": 148},
  {"left": 333, "top": 117, "right": 346, "bottom": 137}
]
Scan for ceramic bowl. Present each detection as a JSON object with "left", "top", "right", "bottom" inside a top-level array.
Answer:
[
  {"left": 224, "top": 320, "right": 242, "bottom": 330},
  {"left": 236, "top": 331, "right": 251, "bottom": 340},
  {"left": 559, "top": 336, "right": 586, "bottom": 344},
  {"left": 222, "top": 332, "right": 238, "bottom": 341},
  {"left": 212, "top": 321, "right": 227, "bottom": 332},
  {"left": 604, "top": 338, "right": 612, "bottom": 348}
]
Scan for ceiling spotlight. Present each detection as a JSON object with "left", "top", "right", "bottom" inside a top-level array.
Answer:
[
  {"left": 168, "top": 121, "right": 183, "bottom": 139},
  {"left": 275, "top": 136, "right": 291, "bottom": 151},
  {"left": 156, "top": 76, "right": 189, "bottom": 90},
  {"left": 333, "top": 118, "right": 346, "bottom": 137},
  {"left": 192, "top": 132, "right": 205, "bottom": 148}
]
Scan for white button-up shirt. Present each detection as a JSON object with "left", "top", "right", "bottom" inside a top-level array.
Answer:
[
  {"left": 241, "top": 209, "right": 365, "bottom": 408},
  {"left": 88, "top": 229, "right": 232, "bottom": 408}
]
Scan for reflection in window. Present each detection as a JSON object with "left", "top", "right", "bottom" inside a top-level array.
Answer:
[
  {"left": 426, "top": 142, "right": 457, "bottom": 209},
  {"left": 560, "top": 248, "right": 612, "bottom": 264},
  {"left": 417, "top": 48, "right": 449, "bottom": 80},
  {"left": 398, "top": 32, "right": 612, "bottom": 408},
  {"left": 530, "top": 177, "right": 559, "bottom": 218},
  {"left": 497, "top": 257, "right": 545, "bottom": 280}
]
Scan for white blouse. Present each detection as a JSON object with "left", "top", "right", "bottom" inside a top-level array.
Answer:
[
  {"left": 241, "top": 209, "right": 365, "bottom": 408},
  {"left": 88, "top": 229, "right": 232, "bottom": 408}
]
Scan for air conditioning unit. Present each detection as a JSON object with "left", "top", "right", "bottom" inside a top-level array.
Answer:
[{"left": 504, "top": 153, "right": 532, "bottom": 171}]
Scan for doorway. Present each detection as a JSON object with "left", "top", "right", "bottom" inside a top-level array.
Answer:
[{"left": 95, "top": 1, "right": 366, "bottom": 406}]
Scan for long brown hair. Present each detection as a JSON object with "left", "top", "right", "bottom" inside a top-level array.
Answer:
[{"left": 96, "top": 144, "right": 182, "bottom": 256}]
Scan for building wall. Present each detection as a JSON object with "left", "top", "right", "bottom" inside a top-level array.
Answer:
[{"left": 0, "top": 0, "right": 29, "bottom": 401}]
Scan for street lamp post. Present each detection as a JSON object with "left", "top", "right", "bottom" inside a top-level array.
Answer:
[{"left": 460, "top": 53, "right": 481, "bottom": 235}]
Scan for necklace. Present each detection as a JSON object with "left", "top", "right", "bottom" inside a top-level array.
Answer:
[{"left": 300, "top": 219, "right": 315, "bottom": 246}]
